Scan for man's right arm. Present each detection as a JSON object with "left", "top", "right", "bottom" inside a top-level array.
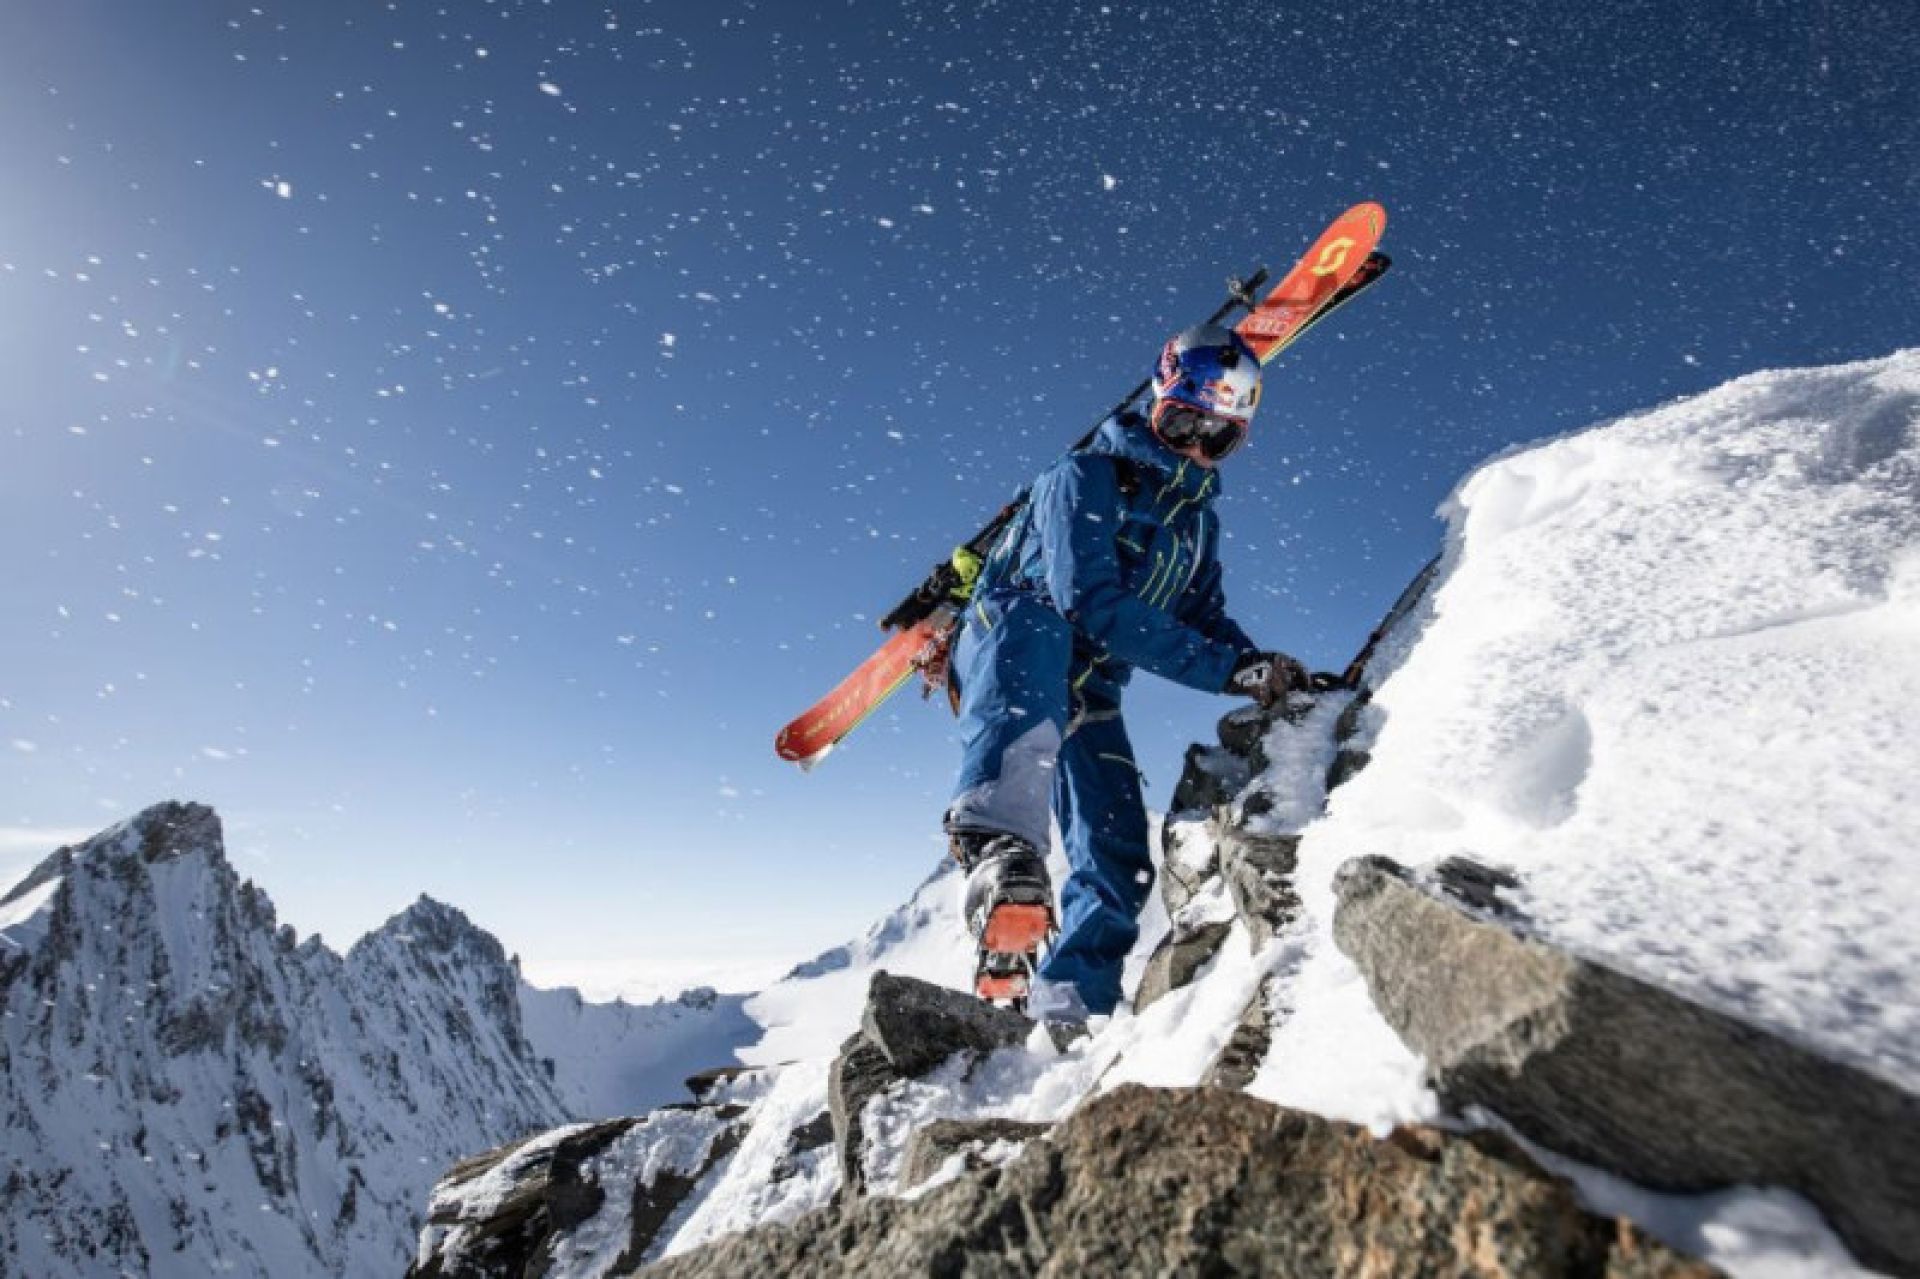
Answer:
[{"left": 1033, "top": 457, "right": 1244, "bottom": 694}]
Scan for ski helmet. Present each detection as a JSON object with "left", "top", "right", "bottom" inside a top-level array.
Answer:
[{"left": 1150, "top": 324, "right": 1261, "bottom": 463}]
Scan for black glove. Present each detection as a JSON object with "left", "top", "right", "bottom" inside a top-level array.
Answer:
[{"left": 1224, "top": 650, "right": 1309, "bottom": 708}]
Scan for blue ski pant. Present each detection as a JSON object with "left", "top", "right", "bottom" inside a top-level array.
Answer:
[{"left": 945, "top": 591, "right": 1153, "bottom": 1015}]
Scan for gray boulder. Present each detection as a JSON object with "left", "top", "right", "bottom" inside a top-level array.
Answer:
[
  {"left": 1333, "top": 854, "right": 1920, "bottom": 1278},
  {"left": 860, "top": 970, "right": 1031, "bottom": 1078},
  {"left": 830, "top": 972, "right": 1032, "bottom": 1196},
  {"left": 636, "top": 1084, "right": 1718, "bottom": 1279}
]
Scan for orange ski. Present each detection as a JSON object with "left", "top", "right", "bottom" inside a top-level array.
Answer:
[
  {"left": 1235, "top": 201, "right": 1386, "bottom": 364},
  {"left": 776, "top": 204, "right": 1389, "bottom": 769},
  {"left": 775, "top": 610, "right": 954, "bottom": 768}
]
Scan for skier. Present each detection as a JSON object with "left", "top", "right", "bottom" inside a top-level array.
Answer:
[{"left": 944, "top": 324, "right": 1310, "bottom": 1023}]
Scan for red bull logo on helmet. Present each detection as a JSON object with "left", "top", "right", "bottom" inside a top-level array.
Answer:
[{"left": 1154, "top": 323, "right": 1262, "bottom": 423}]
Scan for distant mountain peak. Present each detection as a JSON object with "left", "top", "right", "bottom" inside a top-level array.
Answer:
[
  {"left": 122, "top": 799, "right": 224, "bottom": 865},
  {"left": 366, "top": 894, "right": 502, "bottom": 959},
  {"left": 0, "top": 799, "right": 223, "bottom": 909}
]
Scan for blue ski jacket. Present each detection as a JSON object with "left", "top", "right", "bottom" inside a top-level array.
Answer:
[{"left": 972, "top": 411, "right": 1256, "bottom": 703}]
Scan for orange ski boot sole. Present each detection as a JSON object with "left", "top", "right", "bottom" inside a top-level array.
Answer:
[
  {"left": 982, "top": 903, "right": 1052, "bottom": 955},
  {"left": 975, "top": 972, "right": 1030, "bottom": 1002}
]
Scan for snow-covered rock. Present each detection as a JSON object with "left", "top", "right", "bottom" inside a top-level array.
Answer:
[
  {"left": 645, "top": 1084, "right": 1721, "bottom": 1279},
  {"left": 1286, "top": 347, "right": 1920, "bottom": 1099},
  {"left": 437, "top": 352, "right": 1917, "bottom": 1279},
  {"left": 1333, "top": 853, "right": 1920, "bottom": 1276},
  {"left": 0, "top": 801, "right": 755, "bottom": 1278}
]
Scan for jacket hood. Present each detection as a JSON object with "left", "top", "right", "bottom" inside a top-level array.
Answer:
[{"left": 1084, "top": 412, "right": 1223, "bottom": 504}]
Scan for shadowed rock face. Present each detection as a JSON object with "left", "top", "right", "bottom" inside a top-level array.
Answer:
[
  {"left": 409, "top": 1119, "right": 641, "bottom": 1278},
  {"left": 410, "top": 1105, "right": 749, "bottom": 1279},
  {"left": 636, "top": 1085, "right": 1719, "bottom": 1279},
  {"left": 1333, "top": 854, "right": 1920, "bottom": 1279}
]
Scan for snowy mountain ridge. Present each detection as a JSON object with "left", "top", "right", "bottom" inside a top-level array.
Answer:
[
  {"left": 0, "top": 802, "right": 755, "bottom": 1278},
  {"left": 412, "top": 350, "right": 1920, "bottom": 1279}
]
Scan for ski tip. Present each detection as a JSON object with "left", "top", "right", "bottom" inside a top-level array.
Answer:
[
  {"left": 775, "top": 727, "right": 830, "bottom": 769},
  {"left": 1345, "top": 200, "right": 1387, "bottom": 233}
]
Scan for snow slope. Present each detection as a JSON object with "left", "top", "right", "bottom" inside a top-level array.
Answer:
[
  {"left": 1263, "top": 347, "right": 1920, "bottom": 1115},
  {"left": 521, "top": 984, "right": 757, "bottom": 1118}
]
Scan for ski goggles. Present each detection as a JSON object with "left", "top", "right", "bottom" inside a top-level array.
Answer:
[{"left": 1155, "top": 402, "right": 1248, "bottom": 462}]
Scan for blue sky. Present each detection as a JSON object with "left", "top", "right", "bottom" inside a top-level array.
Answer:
[{"left": 2, "top": 0, "right": 1915, "bottom": 994}]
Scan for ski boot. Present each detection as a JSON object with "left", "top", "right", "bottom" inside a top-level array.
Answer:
[{"left": 949, "top": 830, "right": 1055, "bottom": 1009}]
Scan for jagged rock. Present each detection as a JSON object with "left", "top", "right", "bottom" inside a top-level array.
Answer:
[
  {"left": 1, "top": 801, "right": 754, "bottom": 1278},
  {"left": 1156, "top": 814, "right": 1217, "bottom": 916},
  {"left": 860, "top": 971, "right": 1031, "bottom": 1078},
  {"left": 676, "top": 986, "right": 719, "bottom": 1011},
  {"left": 133, "top": 800, "right": 224, "bottom": 865},
  {"left": 827, "top": 1033, "right": 897, "bottom": 1196},
  {"left": 627, "top": 1116, "right": 748, "bottom": 1266},
  {"left": 1430, "top": 854, "right": 1523, "bottom": 916},
  {"left": 1133, "top": 919, "right": 1232, "bottom": 1013},
  {"left": 1216, "top": 703, "right": 1274, "bottom": 756},
  {"left": 410, "top": 1119, "right": 638, "bottom": 1277},
  {"left": 1236, "top": 787, "right": 1277, "bottom": 820},
  {"left": 1212, "top": 698, "right": 1317, "bottom": 775},
  {"left": 1326, "top": 746, "right": 1370, "bottom": 791},
  {"left": 0, "top": 802, "right": 593, "bottom": 1277},
  {"left": 899, "top": 1118, "right": 1050, "bottom": 1191},
  {"left": 1327, "top": 690, "right": 1378, "bottom": 791},
  {"left": 1333, "top": 854, "right": 1920, "bottom": 1279},
  {"left": 1168, "top": 743, "right": 1249, "bottom": 814},
  {"left": 830, "top": 973, "right": 1032, "bottom": 1196},
  {"left": 1216, "top": 827, "right": 1300, "bottom": 949},
  {"left": 412, "top": 1105, "right": 747, "bottom": 1278},
  {"left": 637, "top": 1084, "right": 1720, "bottom": 1279},
  {"left": 1204, "top": 976, "right": 1276, "bottom": 1091}
]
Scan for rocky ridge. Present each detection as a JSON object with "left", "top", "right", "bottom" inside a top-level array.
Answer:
[{"left": 415, "top": 618, "right": 1918, "bottom": 1278}]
